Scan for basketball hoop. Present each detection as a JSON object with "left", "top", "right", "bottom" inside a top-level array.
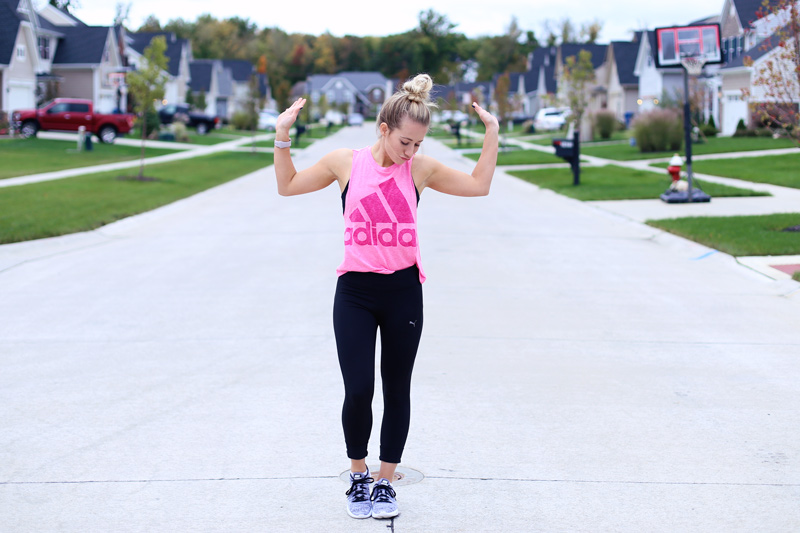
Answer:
[{"left": 680, "top": 56, "right": 706, "bottom": 76}]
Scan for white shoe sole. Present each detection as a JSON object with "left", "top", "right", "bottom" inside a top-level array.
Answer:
[
  {"left": 371, "top": 509, "right": 400, "bottom": 519},
  {"left": 347, "top": 508, "right": 372, "bottom": 519}
]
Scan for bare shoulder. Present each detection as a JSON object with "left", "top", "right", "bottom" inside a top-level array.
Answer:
[
  {"left": 320, "top": 148, "right": 354, "bottom": 189},
  {"left": 412, "top": 153, "right": 445, "bottom": 191}
]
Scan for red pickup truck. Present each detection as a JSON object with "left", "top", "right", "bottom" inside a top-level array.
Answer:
[{"left": 12, "top": 98, "right": 135, "bottom": 144}]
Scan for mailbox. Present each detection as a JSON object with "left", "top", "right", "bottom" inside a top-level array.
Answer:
[
  {"left": 552, "top": 131, "right": 581, "bottom": 186},
  {"left": 553, "top": 138, "right": 575, "bottom": 159}
]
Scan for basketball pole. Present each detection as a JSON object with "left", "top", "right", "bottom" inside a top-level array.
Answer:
[{"left": 682, "top": 66, "right": 694, "bottom": 203}]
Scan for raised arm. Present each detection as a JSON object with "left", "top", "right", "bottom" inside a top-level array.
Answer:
[
  {"left": 274, "top": 98, "right": 344, "bottom": 196},
  {"left": 421, "top": 102, "right": 499, "bottom": 197}
]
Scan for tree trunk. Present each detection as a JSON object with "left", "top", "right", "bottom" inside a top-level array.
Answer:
[{"left": 139, "top": 114, "right": 146, "bottom": 179}]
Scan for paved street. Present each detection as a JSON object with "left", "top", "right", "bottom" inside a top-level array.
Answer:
[{"left": 1, "top": 125, "right": 799, "bottom": 531}]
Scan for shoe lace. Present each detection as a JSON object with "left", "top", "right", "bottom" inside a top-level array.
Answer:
[
  {"left": 345, "top": 475, "right": 373, "bottom": 502},
  {"left": 371, "top": 482, "right": 396, "bottom": 503}
]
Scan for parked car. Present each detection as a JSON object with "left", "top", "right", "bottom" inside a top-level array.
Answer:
[
  {"left": 533, "top": 107, "right": 570, "bottom": 131},
  {"left": 258, "top": 109, "right": 280, "bottom": 131},
  {"left": 324, "top": 110, "right": 344, "bottom": 126},
  {"left": 435, "top": 109, "right": 470, "bottom": 123},
  {"left": 158, "top": 103, "right": 219, "bottom": 135},
  {"left": 347, "top": 113, "right": 364, "bottom": 126},
  {"left": 11, "top": 98, "right": 135, "bottom": 143}
]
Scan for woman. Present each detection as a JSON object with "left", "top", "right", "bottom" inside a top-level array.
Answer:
[{"left": 274, "top": 74, "right": 499, "bottom": 520}]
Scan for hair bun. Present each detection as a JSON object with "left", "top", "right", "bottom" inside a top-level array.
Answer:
[{"left": 402, "top": 73, "right": 433, "bottom": 104}]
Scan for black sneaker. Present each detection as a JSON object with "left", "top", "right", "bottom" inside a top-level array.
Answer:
[
  {"left": 370, "top": 478, "right": 399, "bottom": 519},
  {"left": 345, "top": 470, "right": 373, "bottom": 519}
]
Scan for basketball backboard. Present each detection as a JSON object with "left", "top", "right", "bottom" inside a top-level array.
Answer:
[{"left": 654, "top": 24, "right": 722, "bottom": 69}]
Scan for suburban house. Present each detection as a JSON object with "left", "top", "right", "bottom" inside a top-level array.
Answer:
[
  {"left": 48, "top": 25, "right": 125, "bottom": 113},
  {"left": 0, "top": 0, "right": 126, "bottom": 115},
  {"left": 602, "top": 39, "right": 641, "bottom": 125},
  {"left": 1, "top": 0, "right": 43, "bottom": 115},
  {"left": 305, "top": 72, "right": 392, "bottom": 117},
  {"left": 125, "top": 31, "right": 192, "bottom": 110},
  {"left": 432, "top": 81, "right": 493, "bottom": 114},
  {"left": 222, "top": 59, "right": 255, "bottom": 117},
  {"left": 632, "top": 30, "right": 685, "bottom": 113},
  {"left": 519, "top": 47, "right": 558, "bottom": 118},
  {"left": 556, "top": 42, "right": 609, "bottom": 137},
  {"left": 188, "top": 59, "right": 233, "bottom": 119}
]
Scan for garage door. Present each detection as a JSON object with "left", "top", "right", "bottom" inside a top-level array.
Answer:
[
  {"left": 721, "top": 91, "right": 748, "bottom": 136},
  {"left": 7, "top": 82, "right": 36, "bottom": 114}
]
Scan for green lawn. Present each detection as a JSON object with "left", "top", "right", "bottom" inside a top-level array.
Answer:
[
  {"left": 647, "top": 214, "right": 800, "bottom": 256},
  {"left": 581, "top": 136, "right": 797, "bottom": 161},
  {"left": 0, "top": 151, "right": 272, "bottom": 244},
  {"left": 507, "top": 165, "right": 768, "bottom": 201},
  {"left": 466, "top": 149, "right": 564, "bottom": 165},
  {"left": 0, "top": 138, "right": 180, "bottom": 180},
  {"left": 653, "top": 153, "right": 800, "bottom": 190}
]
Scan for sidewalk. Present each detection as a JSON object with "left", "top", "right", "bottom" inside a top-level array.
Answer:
[{"left": 1, "top": 126, "right": 799, "bottom": 532}]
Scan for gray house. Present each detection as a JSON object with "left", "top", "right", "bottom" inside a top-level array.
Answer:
[
  {"left": 189, "top": 59, "right": 233, "bottom": 119},
  {"left": 306, "top": 72, "right": 392, "bottom": 117}
]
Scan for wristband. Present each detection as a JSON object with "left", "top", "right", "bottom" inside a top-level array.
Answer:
[{"left": 274, "top": 139, "right": 291, "bottom": 149}]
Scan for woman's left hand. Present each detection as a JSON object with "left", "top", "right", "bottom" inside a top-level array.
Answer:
[{"left": 471, "top": 102, "right": 499, "bottom": 132}]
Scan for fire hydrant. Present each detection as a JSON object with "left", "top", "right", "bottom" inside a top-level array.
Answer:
[{"left": 667, "top": 153, "right": 683, "bottom": 184}]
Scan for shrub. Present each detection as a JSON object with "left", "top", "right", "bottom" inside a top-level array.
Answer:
[
  {"left": 136, "top": 107, "right": 160, "bottom": 138},
  {"left": 231, "top": 111, "right": 256, "bottom": 131},
  {"left": 170, "top": 122, "right": 190, "bottom": 143},
  {"left": 631, "top": 109, "right": 683, "bottom": 152},
  {"left": 593, "top": 110, "right": 618, "bottom": 140},
  {"left": 699, "top": 122, "right": 718, "bottom": 137}
]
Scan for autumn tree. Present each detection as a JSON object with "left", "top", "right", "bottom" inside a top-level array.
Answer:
[
  {"left": 126, "top": 36, "right": 168, "bottom": 179},
  {"left": 743, "top": 0, "right": 800, "bottom": 143}
]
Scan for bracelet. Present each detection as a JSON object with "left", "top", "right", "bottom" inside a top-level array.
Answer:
[{"left": 274, "top": 139, "right": 291, "bottom": 149}]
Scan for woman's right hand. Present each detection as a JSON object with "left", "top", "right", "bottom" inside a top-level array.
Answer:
[{"left": 275, "top": 98, "right": 306, "bottom": 139}]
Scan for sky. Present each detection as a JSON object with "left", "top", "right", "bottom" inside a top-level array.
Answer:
[{"left": 63, "top": 0, "right": 720, "bottom": 43}]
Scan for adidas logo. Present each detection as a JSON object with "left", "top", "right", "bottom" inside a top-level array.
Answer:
[{"left": 344, "top": 178, "right": 417, "bottom": 248}]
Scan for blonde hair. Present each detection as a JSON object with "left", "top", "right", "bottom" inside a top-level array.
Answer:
[{"left": 378, "top": 73, "right": 438, "bottom": 133}]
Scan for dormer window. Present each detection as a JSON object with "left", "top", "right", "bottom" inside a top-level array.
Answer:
[
  {"left": 17, "top": 44, "right": 25, "bottom": 59},
  {"left": 38, "top": 37, "right": 50, "bottom": 60}
]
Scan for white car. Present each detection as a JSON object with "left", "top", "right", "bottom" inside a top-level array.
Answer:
[
  {"left": 347, "top": 113, "right": 365, "bottom": 126},
  {"left": 534, "top": 107, "right": 570, "bottom": 131},
  {"left": 324, "top": 110, "right": 344, "bottom": 125},
  {"left": 258, "top": 109, "right": 280, "bottom": 131}
]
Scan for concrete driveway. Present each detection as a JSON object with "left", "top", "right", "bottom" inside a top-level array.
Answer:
[{"left": 1, "top": 125, "right": 798, "bottom": 532}]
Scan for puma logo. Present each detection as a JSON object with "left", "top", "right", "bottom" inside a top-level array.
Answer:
[{"left": 409, "top": 320, "right": 417, "bottom": 327}]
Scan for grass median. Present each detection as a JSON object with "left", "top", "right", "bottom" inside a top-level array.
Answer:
[
  {"left": 581, "top": 136, "right": 797, "bottom": 161},
  {"left": 651, "top": 153, "right": 800, "bottom": 190},
  {"left": 0, "top": 151, "right": 272, "bottom": 244},
  {"left": 647, "top": 214, "right": 800, "bottom": 256},
  {"left": 0, "top": 138, "right": 180, "bottom": 180},
  {"left": 507, "top": 165, "right": 766, "bottom": 201}
]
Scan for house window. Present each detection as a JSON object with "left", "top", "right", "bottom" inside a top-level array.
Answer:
[
  {"left": 17, "top": 45, "right": 25, "bottom": 60},
  {"left": 38, "top": 37, "right": 50, "bottom": 60}
]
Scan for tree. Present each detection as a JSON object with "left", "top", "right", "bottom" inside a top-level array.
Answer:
[
  {"left": 137, "top": 15, "right": 162, "bottom": 33},
  {"left": 49, "top": 0, "right": 79, "bottom": 12},
  {"left": 743, "top": 0, "right": 800, "bottom": 143},
  {"left": 126, "top": 36, "right": 168, "bottom": 179},
  {"left": 476, "top": 17, "right": 528, "bottom": 81},
  {"left": 495, "top": 72, "right": 512, "bottom": 128},
  {"left": 561, "top": 49, "right": 596, "bottom": 139}
]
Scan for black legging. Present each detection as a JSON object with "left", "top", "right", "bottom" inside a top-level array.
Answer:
[{"left": 332, "top": 265, "right": 423, "bottom": 464}]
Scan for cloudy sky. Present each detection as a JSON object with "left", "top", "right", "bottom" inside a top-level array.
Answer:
[{"left": 64, "top": 0, "right": 719, "bottom": 42}]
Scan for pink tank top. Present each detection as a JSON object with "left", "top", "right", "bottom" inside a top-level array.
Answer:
[{"left": 337, "top": 147, "right": 426, "bottom": 283}]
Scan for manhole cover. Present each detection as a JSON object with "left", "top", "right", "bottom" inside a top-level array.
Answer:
[{"left": 339, "top": 465, "right": 424, "bottom": 486}]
